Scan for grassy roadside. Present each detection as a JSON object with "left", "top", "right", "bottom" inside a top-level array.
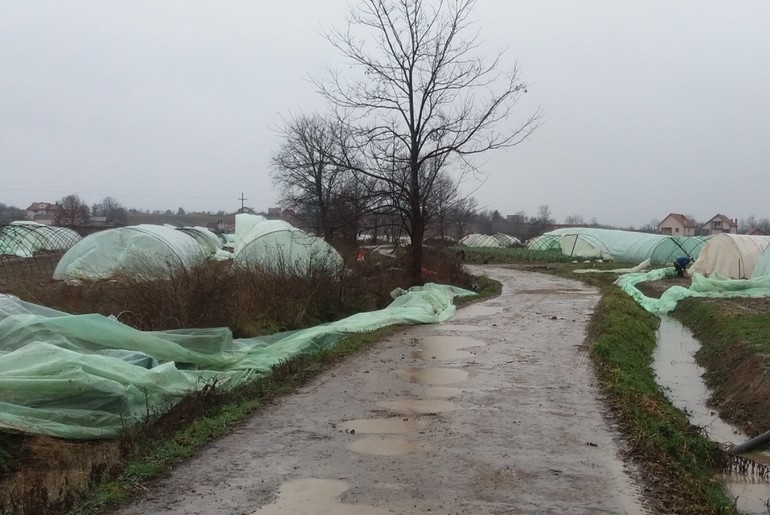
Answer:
[
  {"left": 586, "top": 279, "right": 736, "bottom": 513},
  {"left": 5, "top": 249, "right": 747, "bottom": 513},
  {"left": 55, "top": 277, "right": 502, "bottom": 515}
]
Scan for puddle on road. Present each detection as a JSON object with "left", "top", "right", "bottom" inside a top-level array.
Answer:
[
  {"left": 397, "top": 367, "right": 468, "bottom": 385},
  {"left": 413, "top": 335, "right": 486, "bottom": 361},
  {"left": 423, "top": 386, "right": 460, "bottom": 399},
  {"left": 654, "top": 317, "right": 770, "bottom": 514},
  {"left": 347, "top": 435, "right": 425, "bottom": 456},
  {"left": 379, "top": 399, "right": 457, "bottom": 414},
  {"left": 455, "top": 304, "right": 500, "bottom": 318},
  {"left": 515, "top": 288, "right": 593, "bottom": 295},
  {"left": 251, "top": 478, "right": 393, "bottom": 515},
  {"left": 338, "top": 417, "right": 426, "bottom": 434},
  {"left": 436, "top": 324, "right": 490, "bottom": 332}
]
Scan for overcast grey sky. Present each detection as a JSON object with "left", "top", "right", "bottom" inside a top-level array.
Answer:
[{"left": 2, "top": 1, "right": 768, "bottom": 228}]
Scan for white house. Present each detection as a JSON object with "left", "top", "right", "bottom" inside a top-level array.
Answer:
[
  {"left": 657, "top": 213, "right": 695, "bottom": 236},
  {"left": 702, "top": 214, "right": 738, "bottom": 235}
]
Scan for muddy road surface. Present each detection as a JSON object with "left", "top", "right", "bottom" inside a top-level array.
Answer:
[{"left": 115, "top": 267, "right": 647, "bottom": 515}]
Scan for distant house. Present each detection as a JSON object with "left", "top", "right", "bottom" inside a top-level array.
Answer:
[
  {"left": 25, "top": 202, "right": 61, "bottom": 225},
  {"left": 702, "top": 214, "right": 738, "bottom": 235},
  {"left": 747, "top": 228, "right": 765, "bottom": 236},
  {"left": 657, "top": 213, "right": 695, "bottom": 236}
]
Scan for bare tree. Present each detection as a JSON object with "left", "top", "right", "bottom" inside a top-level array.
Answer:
[
  {"left": 424, "top": 170, "right": 461, "bottom": 241},
  {"left": 448, "top": 195, "right": 477, "bottom": 239},
  {"left": 317, "top": 0, "right": 541, "bottom": 283},
  {"left": 92, "top": 196, "right": 127, "bottom": 224},
  {"left": 563, "top": 214, "right": 584, "bottom": 225},
  {"left": 55, "top": 194, "right": 89, "bottom": 227},
  {"left": 529, "top": 204, "right": 553, "bottom": 236},
  {"left": 758, "top": 217, "right": 770, "bottom": 235},
  {"left": 271, "top": 114, "right": 367, "bottom": 242}
]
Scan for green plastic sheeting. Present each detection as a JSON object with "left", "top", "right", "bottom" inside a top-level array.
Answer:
[
  {"left": 459, "top": 233, "right": 520, "bottom": 247},
  {"left": 615, "top": 269, "right": 770, "bottom": 315},
  {"left": 753, "top": 245, "right": 770, "bottom": 279},
  {"left": 527, "top": 228, "right": 708, "bottom": 265},
  {"left": 0, "top": 283, "right": 474, "bottom": 440},
  {"left": 53, "top": 225, "right": 210, "bottom": 281},
  {"left": 233, "top": 214, "right": 344, "bottom": 273}
]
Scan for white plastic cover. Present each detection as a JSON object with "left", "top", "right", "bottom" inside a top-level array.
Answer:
[
  {"left": 53, "top": 225, "right": 207, "bottom": 280},
  {"left": 233, "top": 214, "right": 343, "bottom": 272},
  {"left": 691, "top": 234, "right": 770, "bottom": 279}
]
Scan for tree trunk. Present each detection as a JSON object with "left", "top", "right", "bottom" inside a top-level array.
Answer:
[{"left": 410, "top": 222, "right": 424, "bottom": 285}]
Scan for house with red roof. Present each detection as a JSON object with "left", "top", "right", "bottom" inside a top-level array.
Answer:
[
  {"left": 702, "top": 214, "right": 738, "bottom": 235},
  {"left": 656, "top": 213, "right": 695, "bottom": 236}
]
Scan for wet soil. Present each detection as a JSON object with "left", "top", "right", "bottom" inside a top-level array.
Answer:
[{"left": 113, "top": 267, "right": 646, "bottom": 514}]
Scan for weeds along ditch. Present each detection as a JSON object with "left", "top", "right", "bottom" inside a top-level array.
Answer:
[
  {"left": 583, "top": 277, "right": 739, "bottom": 514},
  {"left": 1, "top": 247, "right": 753, "bottom": 514},
  {"left": 0, "top": 245, "right": 486, "bottom": 515}
]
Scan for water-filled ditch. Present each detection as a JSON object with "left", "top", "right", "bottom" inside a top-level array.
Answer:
[{"left": 654, "top": 317, "right": 770, "bottom": 514}]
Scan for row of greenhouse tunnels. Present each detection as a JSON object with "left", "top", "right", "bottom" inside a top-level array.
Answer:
[{"left": 4, "top": 216, "right": 770, "bottom": 281}]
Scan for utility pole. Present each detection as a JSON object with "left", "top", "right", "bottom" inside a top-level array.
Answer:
[{"left": 238, "top": 192, "right": 247, "bottom": 213}]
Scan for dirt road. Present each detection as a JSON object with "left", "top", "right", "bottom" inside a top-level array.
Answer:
[{"left": 115, "top": 267, "right": 647, "bottom": 514}]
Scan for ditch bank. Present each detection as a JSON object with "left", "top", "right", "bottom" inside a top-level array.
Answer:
[
  {"left": 654, "top": 317, "right": 770, "bottom": 514},
  {"left": 671, "top": 297, "right": 770, "bottom": 437}
]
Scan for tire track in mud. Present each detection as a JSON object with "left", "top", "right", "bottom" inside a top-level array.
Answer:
[{"left": 114, "top": 267, "right": 648, "bottom": 515}]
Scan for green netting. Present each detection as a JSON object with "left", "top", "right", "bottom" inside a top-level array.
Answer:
[
  {"left": 527, "top": 228, "right": 708, "bottom": 265},
  {"left": 0, "top": 283, "right": 474, "bottom": 439},
  {"left": 615, "top": 269, "right": 770, "bottom": 314}
]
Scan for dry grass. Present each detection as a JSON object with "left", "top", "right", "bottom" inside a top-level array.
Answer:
[{"left": 0, "top": 245, "right": 474, "bottom": 514}]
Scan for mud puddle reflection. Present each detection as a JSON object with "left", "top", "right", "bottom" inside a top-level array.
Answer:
[
  {"left": 397, "top": 367, "right": 468, "bottom": 385},
  {"left": 338, "top": 417, "right": 426, "bottom": 434},
  {"left": 654, "top": 317, "right": 770, "bottom": 513},
  {"left": 379, "top": 399, "right": 457, "bottom": 413},
  {"left": 455, "top": 304, "right": 500, "bottom": 318},
  {"left": 436, "top": 324, "right": 490, "bottom": 332},
  {"left": 348, "top": 435, "right": 425, "bottom": 456},
  {"left": 251, "top": 478, "right": 393, "bottom": 514},
  {"left": 413, "top": 335, "right": 485, "bottom": 360}
]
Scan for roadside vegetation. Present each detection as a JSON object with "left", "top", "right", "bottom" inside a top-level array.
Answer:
[
  {"left": 1, "top": 247, "right": 764, "bottom": 514},
  {"left": 464, "top": 249, "right": 744, "bottom": 514},
  {"left": 636, "top": 279, "right": 770, "bottom": 439},
  {"left": 449, "top": 245, "right": 575, "bottom": 264},
  {"left": 582, "top": 274, "right": 738, "bottom": 514},
  {"left": 0, "top": 245, "right": 500, "bottom": 515}
]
